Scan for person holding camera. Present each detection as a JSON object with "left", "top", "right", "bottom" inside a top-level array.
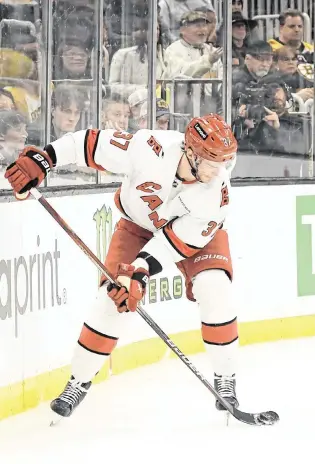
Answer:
[
  {"left": 232, "top": 41, "right": 274, "bottom": 105},
  {"left": 233, "top": 82, "right": 309, "bottom": 156},
  {"left": 232, "top": 40, "right": 275, "bottom": 125}
]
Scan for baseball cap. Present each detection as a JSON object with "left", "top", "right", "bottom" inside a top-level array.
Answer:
[
  {"left": 140, "top": 98, "right": 170, "bottom": 119},
  {"left": 180, "top": 11, "right": 210, "bottom": 27},
  {"left": 246, "top": 40, "right": 273, "bottom": 57},
  {"left": 128, "top": 88, "right": 148, "bottom": 108}
]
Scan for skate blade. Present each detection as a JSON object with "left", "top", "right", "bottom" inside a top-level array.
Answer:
[
  {"left": 49, "top": 411, "right": 64, "bottom": 427},
  {"left": 225, "top": 411, "right": 230, "bottom": 427}
]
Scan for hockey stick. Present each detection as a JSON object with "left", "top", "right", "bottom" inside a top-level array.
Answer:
[{"left": 29, "top": 187, "right": 279, "bottom": 426}]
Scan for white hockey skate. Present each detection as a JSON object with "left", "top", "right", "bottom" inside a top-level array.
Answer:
[{"left": 214, "top": 373, "right": 239, "bottom": 424}]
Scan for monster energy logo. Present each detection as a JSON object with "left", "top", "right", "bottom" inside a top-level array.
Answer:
[
  {"left": 93, "top": 203, "right": 184, "bottom": 301},
  {"left": 142, "top": 275, "right": 183, "bottom": 304},
  {"left": 93, "top": 204, "right": 114, "bottom": 281}
]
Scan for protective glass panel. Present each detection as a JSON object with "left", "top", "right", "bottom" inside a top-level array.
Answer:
[
  {"left": 0, "top": 1, "right": 42, "bottom": 189},
  {"left": 231, "top": 0, "right": 314, "bottom": 178},
  {"left": 158, "top": 0, "right": 224, "bottom": 133},
  {"left": 47, "top": 0, "right": 99, "bottom": 186},
  {"left": 0, "top": 0, "right": 314, "bottom": 190},
  {"left": 98, "top": 0, "right": 151, "bottom": 184}
]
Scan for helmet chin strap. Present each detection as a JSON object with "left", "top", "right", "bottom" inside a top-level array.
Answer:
[{"left": 185, "top": 152, "right": 202, "bottom": 182}]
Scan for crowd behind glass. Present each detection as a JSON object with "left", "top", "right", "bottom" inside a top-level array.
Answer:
[{"left": 0, "top": 0, "right": 314, "bottom": 188}]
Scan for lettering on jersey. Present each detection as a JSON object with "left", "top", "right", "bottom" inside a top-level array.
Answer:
[
  {"left": 147, "top": 135, "right": 164, "bottom": 157},
  {"left": 201, "top": 221, "right": 218, "bottom": 237},
  {"left": 202, "top": 220, "right": 224, "bottom": 237},
  {"left": 110, "top": 131, "right": 133, "bottom": 151},
  {"left": 178, "top": 196, "right": 191, "bottom": 213},
  {"left": 148, "top": 211, "right": 167, "bottom": 229},
  {"left": 194, "top": 254, "right": 228, "bottom": 263},
  {"left": 141, "top": 195, "right": 163, "bottom": 211},
  {"left": 136, "top": 182, "right": 167, "bottom": 229},
  {"left": 136, "top": 182, "right": 162, "bottom": 194},
  {"left": 220, "top": 185, "right": 229, "bottom": 207},
  {"left": 194, "top": 122, "right": 208, "bottom": 140}
]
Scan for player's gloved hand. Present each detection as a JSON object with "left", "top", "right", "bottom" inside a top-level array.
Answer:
[
  {"left": 5, "top": 146, "right": 53, "bottom": 197},
  {"left": 107, "top": 263, "right": 149, "bottom": 313}
]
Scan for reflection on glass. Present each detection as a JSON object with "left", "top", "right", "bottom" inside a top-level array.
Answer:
[
  {"left": 231, "top": 4, "right": 314, "bottom": 178},
  {"left": 0, "top": 0, "right": 314, "bottom": 191},
  {"left": 101, "top": 94, "right": 130, "bottom": 131},
  {"left": 108, "top": 16, "right": 165, "bottom": 99},
  {"left": 0, "top": 1, "right": 42, "bottom": 189},
  {"left": 48, "top": 0, "right": 98, "bottom": 186}
]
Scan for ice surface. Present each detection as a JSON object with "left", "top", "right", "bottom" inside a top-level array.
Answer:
[{"left": 0, "top": 337, "right": 314, "bottom": 464}]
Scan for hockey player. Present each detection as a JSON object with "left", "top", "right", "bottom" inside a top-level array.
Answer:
[{"left": 5, "top": 114, "right": 239, "bottom": 418}]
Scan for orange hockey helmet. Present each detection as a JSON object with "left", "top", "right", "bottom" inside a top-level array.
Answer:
[{"left": 185, "top": 114, "right": 237, "bottom": 162}]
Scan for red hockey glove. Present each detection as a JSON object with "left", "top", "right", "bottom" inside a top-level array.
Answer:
[
  {"left": 107, "top": 263, "right": 149, "bottom": 313},
  {"left": 5, "top": 146, "right": 53, "bottom": 197}
]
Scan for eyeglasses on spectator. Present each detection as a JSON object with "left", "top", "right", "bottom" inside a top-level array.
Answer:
[{"left": 278, "top": 56, "right": 298, "bottom": 62}]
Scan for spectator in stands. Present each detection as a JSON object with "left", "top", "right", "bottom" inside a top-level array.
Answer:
[
  {"left": 0, "top": 111, "right": 27, "bottom": 167},
  {"left": 164, "top": 10, "right": 223, "bottom": 80},
  {"left": 54, "top": 36, "right": 93, "bottom": 80},
  {"left": 26, "top": 84, "right": 86, "bottom": 146},
  {"left": 233, "top": 82, "right": 309, "bottom": 156},
  {"left": 159, "top": 0, "right": 214, "bottom": 44},
  {"left": 138, "top": 98, "right": 170, "bottom": 130},
  {"left": 205, "top": 9, "right": 217, "bottom": 45},
  {"left": 272, "top": 47, "right": 314, "bottom": 102},
  {"left": 109, "top": 18, "right": 167, "bottom": 98},
  {"left": 194, "top": 7, "right": 217, "bottom": 45},
  {"left": 268, "top": 9, "right": 314, "bottom": 64},
  {"left": 232, "top": 0, "right": 243, "bottom": 13},
  {"left": 232, "top": 41, "right": 274, "bottom": 105},
  {"left": 128, "top": 88, "right": 148, "bottom": 132},
  {"left": 102, "top": 94, "right": 130, "bottom": 130},
  {"left": 4, "top": 82, "right": 41, "bottom": 124},
  {"left": 51, "top": 84, "right": 86, "bottom": 141},
  {"left": 217, "top": 0, "right": 259, "bottom": 47},
  {"left": 230, "top": 13, "right": 257, "bottom": 67},
  {"left": 51, "top": 82, "right": 92, "bottom": 180},
  {"left": 0, "top": 46, "right": 40, "bottom": 123}
]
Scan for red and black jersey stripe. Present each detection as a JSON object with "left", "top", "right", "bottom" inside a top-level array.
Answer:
[
  {"left": 114, "top": 187, "right": 131, "bottom": 219},
  {"left": 84, "top": 129, "right": 105, "bottom": 171},
  {"left": 201, "top": 317, "right": 238, "bottom": 346},
  {"left": 163, "top": 219, "right": 202, "bottom": 259},
  {"left": 78, "top": 322, "right": 118, "bottom": 355}
]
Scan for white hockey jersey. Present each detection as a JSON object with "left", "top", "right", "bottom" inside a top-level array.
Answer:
[{"left": 50, "top": 128, "right": 232, "bottom": 264}]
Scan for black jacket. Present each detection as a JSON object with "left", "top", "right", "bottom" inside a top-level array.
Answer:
[
  {"left": 270, "top": 70, "right": 313, "bottom": 93},
  {"left": 232, "top": 65, "right": 275, "bottom": 102},
  {"left": 234, "top": 112, "right": 310, "bottom": 156},
  {"left": 232, "top": 42, "right": 248, "bottom": 67}
]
